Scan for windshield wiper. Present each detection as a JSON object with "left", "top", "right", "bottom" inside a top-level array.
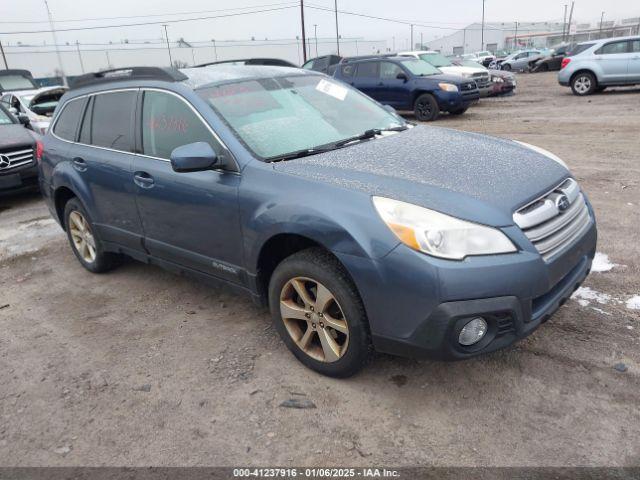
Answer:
[
  {"left": 265, "top": 146, "right": 336, "bottom": 163},
  {"left": 332, "top": 126, "right": 409, "bottom": 148}
]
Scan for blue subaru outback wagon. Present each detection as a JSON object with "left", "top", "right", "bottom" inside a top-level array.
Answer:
[{"left": 40, "top": 66, "right": 597, "bottom": 377}]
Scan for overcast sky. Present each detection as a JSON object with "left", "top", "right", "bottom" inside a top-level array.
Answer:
[{"left": 1, "top": 0, "right": 637, "bottom": 47}]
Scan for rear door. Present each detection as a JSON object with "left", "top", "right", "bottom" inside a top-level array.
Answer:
[
  {"left": 595, "top": 40, "right": 631, "bottom": 82},
  {"left": 132, "top": 89, "right": 243, "bottom": 283},
  {"left": 352, "top": 61, "right": 380, "bottom": 100},
  {"left": 70, "top": 89, "right": 145, "bottom": 251}
]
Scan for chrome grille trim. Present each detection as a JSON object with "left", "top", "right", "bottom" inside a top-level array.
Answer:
[
  {"left": 0, "top": 147, "right": 35, "bottom": 171},
  {"left": 513, "top": 178, "right": 592, "bottom": 262}
]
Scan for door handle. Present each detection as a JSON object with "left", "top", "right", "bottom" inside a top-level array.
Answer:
[
  {"left": 72, "top": 157, "right": 87, "bottom": 171},
  {"left": 133, "top": 171, "right": 155, "bottom": 188}
]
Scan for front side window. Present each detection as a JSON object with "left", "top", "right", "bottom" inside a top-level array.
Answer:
[
  {"left": 53, "top": 98, "right": 85, "bottom": 141},
  {"left": 597, "top": 41, "right": 629, "bottom": 55},
  {"left": 398, "top": 59, "right": 440, "bottom": 76},
  {"left": 141, "top": 90, "right": 226, "bottom": 160},
  {"left": 198, "top": 75, "right": 404, "bottom": 160},
  {"left": 0, "top": 107, "right": 14, "bottom": 125},
  {"left": 632, "top": 40, "right": 640, "bottom": 53},
  {"left": 380, "top": 62, "right": 404, "bottom": 79},
  {"left": 91, "top": 91, "right": 136, "bottom": 151}
]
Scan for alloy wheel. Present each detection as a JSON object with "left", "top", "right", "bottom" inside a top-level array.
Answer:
[
  {"left": 574, "top": 76, "right": 591, "bottom": 95},
  {"left": 417, "top": 101, "right": 432, "bottom": 119},
  {"left": 68, "top": 210, "right": 97, "bottom": 263},
  {"left": 279, "top": 277, "right": 349, "bottom": 363}
]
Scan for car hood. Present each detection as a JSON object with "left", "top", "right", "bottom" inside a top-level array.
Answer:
[
  {"left": 416, "top": 73, "right": 470, "bottom": 85},
  {"left": 273, "top": 125, "right": 569, "bottom": 226},
  {"left": 439, "top": 65, "right": 487, "bottom": 76},
  {"left": 28, "top": 86, "right": 67, "bottom": 107},
  {"left": 0, "top": 124, "right": 36, "bottom": 150}
]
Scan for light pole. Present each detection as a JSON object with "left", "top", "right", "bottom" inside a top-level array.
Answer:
[
  {"left": 334, "top": 0, "right": 340, "bottom": 55},
  {"left": 313, "top": 24, "right": 319, "bottom": 57},
  {"left": 514, "top": 22, "right": 518, "bottom": 50},
  {"left": 0, "top": 40, "right": 8, "bottom": 69},
  {"left": 163, "top": 24, "right": 173, "bottom": 66},
  {"left": 420, "top": 32, "right": 423, "bottom": 50},
  {"left": 75, "top": 41, "right": 84, "bottom": 73},
  {"left": 300, "top": 0, "right": 307, "bottom": 63},
  {"left": 562, "top": 4, "right": 568, "bottom": 41},
  {"left": 481, "top": 0, "right": 486, "bottom": 51},
  {"left": 44, "top": 0, "right": 67, "bottom": 86},
  {"left": 410, "top": 24, "right": 414, "bottom": 49},
  {"left": 211, "top": 39, "right": 217, "bottom": 61},
  {"left": 599, "top": 11, "right": 605, "bottom": 37}
]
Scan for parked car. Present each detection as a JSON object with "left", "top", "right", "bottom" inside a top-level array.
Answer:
[
  {"left": 558, "top": 36, "right": 640, "bottom": 96},
  {"left": 41, "top": 66, "right": 597, "bottom": 377},
  {"left": 0, "top": 69, "right": 39, "bottom": 94},
  {"left": 333, "top": 56, "right": 480, "bottom": 121},
  {"left": 1, "top": 86, "right": 68, "bottom": 134},
  {"left": 500, "top": 50, "right": 543, "bottom": 71},
  {"left": 474, "top": 51, "right": 496, "bottom": 67},
  {"left": 451, "top": 59, "right": 516, "bottom": 96},
  {"left": 302, "top": 55, "right": 343, "bottom": 75},
  {"left": 531, "top": 44, "right": 573, "bottom": 72},
  {"left": 399, "top": 50, "right": 492, "bottom": 97},
  {"left": 197, "top": 58, "right": 297, "bottom": 67},
  {"left": 0, "top": 104, "right": 40, "bottom": 195}
]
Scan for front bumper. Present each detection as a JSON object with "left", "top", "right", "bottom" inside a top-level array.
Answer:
[
  {"left": 435, "top": 90, "right": 480, "bottom": 112},
  {"left": 337, "top": 212, "right": 597, "bottom": 360},
  {"left": 0, "top": 164, "right": 39, "bottom": 195}
]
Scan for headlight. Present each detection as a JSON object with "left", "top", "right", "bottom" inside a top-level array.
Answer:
[
  {"left": 372, "top": 197, "right": 517, "bottom": 260},
  {"left": 438, "top": 83, "right": 459, "bottom": 92},
  {"left": 492, "top": 76, "right": 504, "bottom": 83},
  {"left": 513, "top": 141, "right": 569, "bottom": 169}
]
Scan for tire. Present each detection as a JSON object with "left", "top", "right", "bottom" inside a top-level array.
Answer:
[
  {"left": 413, "top": 93, "right": 439, "bottom": 122},
  {"left": 571, "top": 72, "right": 597, "bottom": 96},
  {"left": 63, "top": 198, "right": 120, "bottom": 273},
  {"left": 268, "top": 247, "right": 372, "bottom": 378},
  {"left": 502, "top": 63, "right": 511, "bottom": 71},
  {"left": 449, "top": 107, "right": 468, "bottom": 116}
]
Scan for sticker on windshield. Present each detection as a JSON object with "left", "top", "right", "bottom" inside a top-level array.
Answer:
[{"left": 316, "top": 79, "right": 348, "bottom": 101}]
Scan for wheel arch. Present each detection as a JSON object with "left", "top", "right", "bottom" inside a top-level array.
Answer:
[
  {"left": 570, "top": 69, "right": 598, "bottom": 86},
  {"left": 53, "top": 186, "right": 77, "bottom": 229},
  {"left": 50, "top": 161, "right": 97, "bottom": 230}
]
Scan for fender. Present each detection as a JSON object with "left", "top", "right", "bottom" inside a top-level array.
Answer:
[{"left": 50, "top": 159, "right": 97, "bottom": 223}]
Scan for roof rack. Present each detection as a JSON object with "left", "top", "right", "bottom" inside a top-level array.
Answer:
[
  {"left": 340, "top": 54, "right": 398, "bottom": 63},
  {"left": 196, "top": 58, "right": 297, "bottom": 68},
  {"left": 70, "top": 67, "right": 188, "bottom": 90}
]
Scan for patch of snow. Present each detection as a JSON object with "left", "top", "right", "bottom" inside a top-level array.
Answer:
[
  {"left": 591, "top": 252, "right": 618, "bottom": 273},
  {"left": 626, "top": 295, "right": 640, "bottom": 310},
  {"left": 571, "top": 287, "right": 611, "bottom": 307},
  {"left": 590, "top": 306, "right": 611, "bottom": 316}
]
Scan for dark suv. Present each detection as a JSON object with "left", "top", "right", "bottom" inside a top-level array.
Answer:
[
  {"left": 333, "top": 56, "right": 480, "bottom": 121},
  {"left": 41, "top": 66, "right": 596, "bottom": 377},
  {"left": 0, "top": 104, "right": 39, "bottom": 194}
]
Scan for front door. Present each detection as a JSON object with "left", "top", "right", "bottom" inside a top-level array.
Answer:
[
  {"left": 378, "top": 61, "right": 410, "bottom": 108},
  {"left": 132, "top": 89, "right": 243, "bottom": 284}
]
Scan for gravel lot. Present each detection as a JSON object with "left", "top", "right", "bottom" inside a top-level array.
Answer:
[{"left": 1, "top": 72, "right": 639, "bottom": 467}]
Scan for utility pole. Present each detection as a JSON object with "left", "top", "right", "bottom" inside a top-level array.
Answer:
[
  {"left": 562, "top": 4, "right": 568, "bottom": 41},
  {"left": 300, "top": 0, "right": 307, "bottom": 63},
  {"left": 462, "top": 29, "right": 466, "bottom": 53},
  {"left": 420, "top": 32, "right": 423, "bottom": 50},
  {"left": 0, "top": 40, "right": 7, "bottom": 69},
  {"left": 44, "top": 0, "right": 67, "bottom": 86},
  {"left": 392, "top": 36, "right": 395, "bottom": 52},
  {"left": 599, "top": 11, "right": 605, "bottom": 37},
  {"left": 514, "top": 22, "right": 518, "bottom": 50},
  {"left": 162, "top": 24, "right": 173, "bottom": 66},
  {"left": 334, "top": 0, "right": 340, "bottom": 55},
  {"left": 211, "top": 39, "right": 217, "bottom": 61},
  {"left": 567, "top": 1, "right": 575, "bottom": 42},
  {"left": 75, "top": 41, "right": 84, "bottom": 73},
  {"left": 410, "top": 24, "right": 414, "bottom": 49},
  {"left": 105, "top": 51, "right": 112, "bottom": 69},
  {"left": 313, "top": 24, "right": 319, "bottom": 57},
  {"left": 481, "top": 0, "right": 486, "bottom": 51}
]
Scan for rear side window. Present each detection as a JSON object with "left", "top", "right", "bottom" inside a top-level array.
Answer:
[
  {"left": 53, "top": 99, "right": 85, "bottom": 141},
  {"left": 355, "top": 62, "right": 379, "bottom": 78},
  {"left": 568, "top": 43, "right": 595, "bottom": 57},
  {"left": 90, "top": 91, "right": 136, "bottom": 151},
  {"left": 141, "top": 90, "right": 226, "bottom": 160},
  {"left": 340, "top": 64, "right": 355, "bottom": 77},
  {"left": 597, "top": 41, "right": 629, "bottom": 55}
]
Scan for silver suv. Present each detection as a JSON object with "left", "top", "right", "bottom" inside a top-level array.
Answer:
[{"left": 558, "top": 36, "right": 640, "bottom": 95}]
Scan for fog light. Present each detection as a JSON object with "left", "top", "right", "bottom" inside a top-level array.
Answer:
[{"left": 458, "top": 317, "right": 488, "bottom": 346}]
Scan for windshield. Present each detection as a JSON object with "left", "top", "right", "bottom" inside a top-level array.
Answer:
[
  {"left": 0, "top": 108, "right": 14, "bottom": 125},
  {"left": 418, "top": 53, "right": 451, "bottom": 68},
  {"left": 398, "top": 59, "right": 440, "bottom": 76},
  {"left": 198, "top": 75, "right": 405, "bottom": 160},
  {"left": 0, "top": 75, "right": 38, "bottom": 91}
]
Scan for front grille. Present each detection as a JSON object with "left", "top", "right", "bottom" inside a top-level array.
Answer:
[
  {"left": 471, "top": 72, "right": 491, "bottom": 87},
  {"left": 460, "top": 82, "right": 477, "bottom": 92},
  {"left": 513, "top": 178, "right": 592, "bottom": 262},
  {"left": 0, "top": 148, "right": 35, "bottom": 172}
]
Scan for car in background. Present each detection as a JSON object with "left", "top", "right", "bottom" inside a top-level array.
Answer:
[
  {"left": 0, "top": 104, "right": 40, "bottom": 195},
  {"left": 302, "top": 55, "right": 343, "bottom": 75},
  {"left": 500, "top": 50, "right": 543, "bottom": 71},
  {"left": 334, "top": 55, "right": 480, "bottom": 121},
  {"left": 451, "top": 58, "right": 516, "bottom": 96},
  {"left": 0, "top": 69, "right": 39, "bottom": 94},
  {"left": 399, "top": 50, "right": 492, "bottom": 97},
  {"left": 1, "top": 86, "right": 68, "bottom": 134},
  {"left": 197, "top": 58, "right": 297, "bottom": 67},
  {"left": 558, "top": 36, "right": 640, "bottom": 96},
  {"left": 474, "top": 51, "right": 496, "bottom": 67},
  {"left": 531, "top": 45, "right": 573, "bottom": 72}
]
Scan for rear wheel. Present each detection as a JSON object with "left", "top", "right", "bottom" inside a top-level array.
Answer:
[
  {"left": 571, "top": 72, "right": 597, "bottom": 96},
  {"left": 64, "top": 198, "right": 120, "bottom": 273},
  {"left": 268, "top": 248, "right": 371, "bottom": 377},
  {"left": 413, "top": 93, "right": 439, "bottom": 122}
]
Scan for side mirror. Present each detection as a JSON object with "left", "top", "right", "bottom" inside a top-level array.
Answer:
[
  {"left": 17, "top": 113, "right": 30, "bottom": 126},
  {"left": 170, "top": 142, "right": 219, "bottom": 173},
  {"left": 396, "top": 72, "right": 408, "bottom": 82}
]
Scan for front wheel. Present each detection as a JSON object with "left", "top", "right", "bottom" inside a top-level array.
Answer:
[
  {"left": 571, "top": 72, "right": 597, "bottom": 96},
  {"left": 268, "top": 248, "right": 372, "bottom": 378},
  {"left": 414, "top": 93, "right": 439, "bottom": 122},
  {"left": 502, "top": 63, "right": 512, "bottom": 71}
]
